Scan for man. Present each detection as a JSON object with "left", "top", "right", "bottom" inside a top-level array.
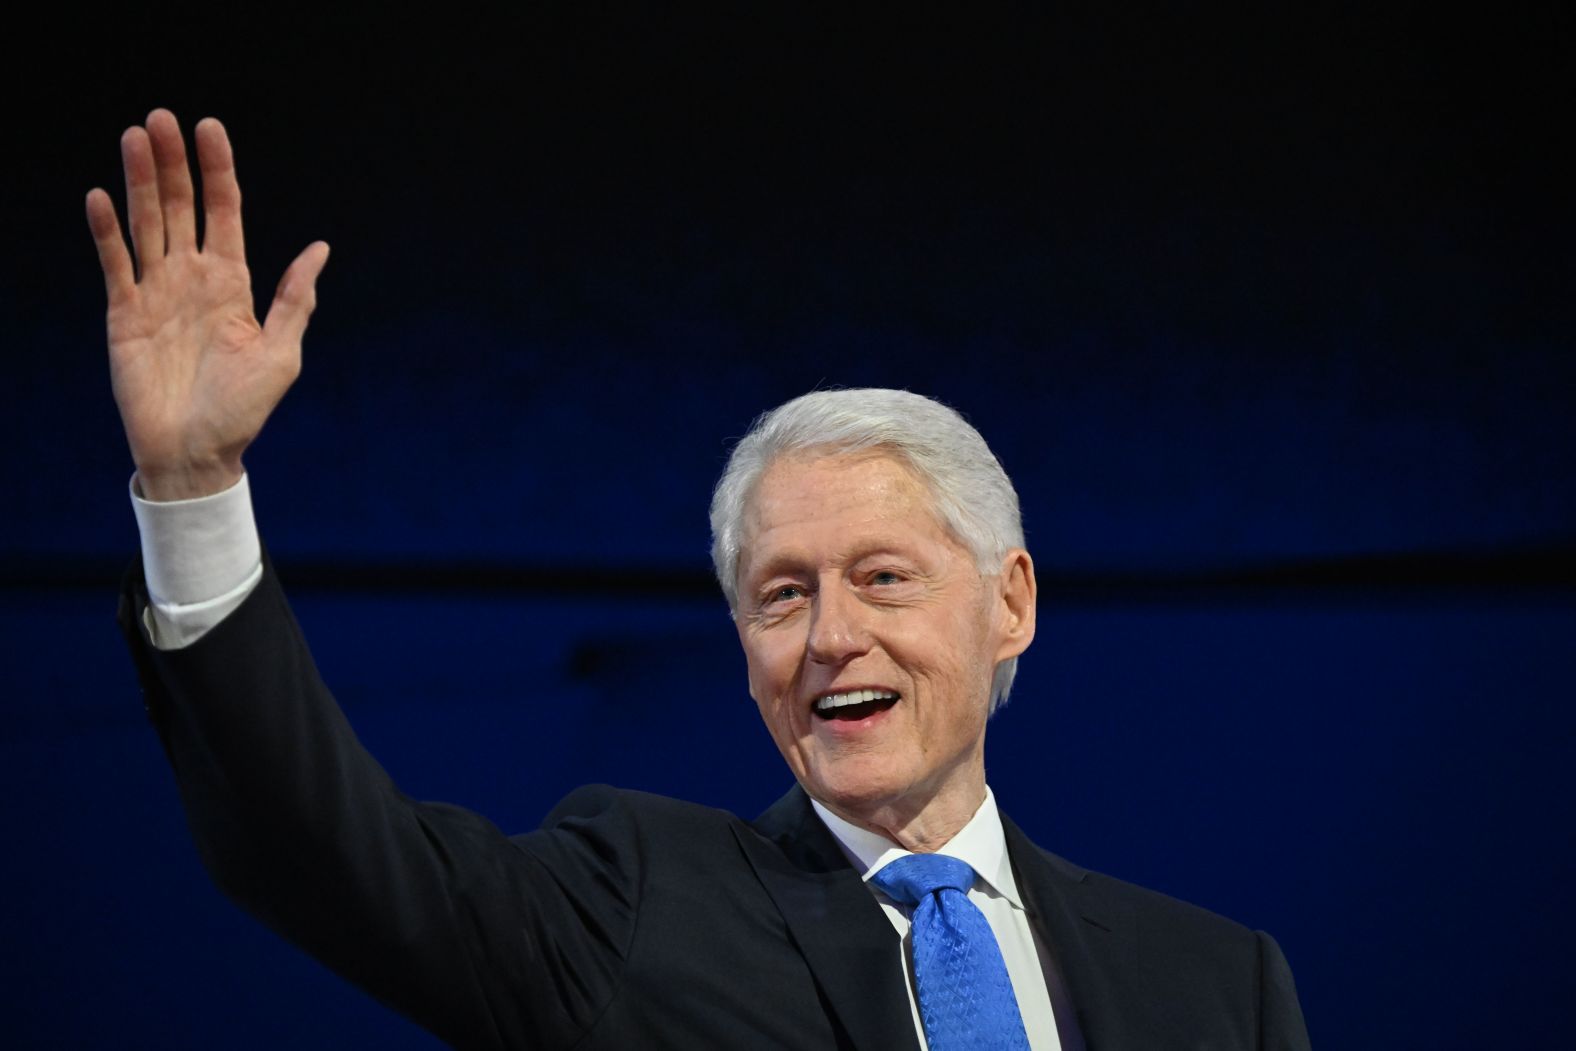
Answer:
[{"left": 94, "top": 110, "right": 1311, "bottom": 1049}]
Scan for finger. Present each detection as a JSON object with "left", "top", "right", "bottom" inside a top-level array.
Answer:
[
  {"left": 120, "top": 126, "right": 164, "bottom": 277},
  {"left": 261, "top": 241, "right": 331, "bottom": 347},
  {"left": 146, "top": 108, "right": 198, "bottom": 253},
  {"left": 85, "top": 188, "right": 136, "bottom": 304},
  {"left": 195, "top": 117, "right": 245, "bottom": 260}
]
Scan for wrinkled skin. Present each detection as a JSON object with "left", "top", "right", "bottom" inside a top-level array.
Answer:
[{"left": 734, "top": 451, "right": 1036, "bottom": 851}]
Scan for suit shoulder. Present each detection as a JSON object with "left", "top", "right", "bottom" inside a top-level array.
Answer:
[
  {"left": 531, "top": 784, "right": 747, "bottom": 840},
  {"left": 1082, "top": 862, "right": 1257, "bottom": 946},
  {"left": 1011, "top": 828, "right": 1260, "bottom": 956}
]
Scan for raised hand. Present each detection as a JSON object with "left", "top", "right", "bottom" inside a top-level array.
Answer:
[{"left": 87, "top": 109, "right": 329, "bottom": 501}]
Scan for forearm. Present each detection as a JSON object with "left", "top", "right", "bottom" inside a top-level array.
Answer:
[
  {"left": 123, "top": 471, "right": 637, "bottom": 1046},
  {"left": 126, "top": 473, "right": 493, "bottom": 947},
  {"left": 121, "top": 555, "right": 515, "bottom": 1046}
]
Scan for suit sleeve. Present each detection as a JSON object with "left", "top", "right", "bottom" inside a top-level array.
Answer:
[
  {"left": 119, "top": 553, "right": 637, "bottom": 1050},
  {"left": 1256, "top": 930, "right": 1311, "bottom": 1050}
]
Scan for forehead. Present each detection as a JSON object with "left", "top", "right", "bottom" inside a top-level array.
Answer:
[{"left": 740, "top": 450, "right": 948, "bottom": 552}]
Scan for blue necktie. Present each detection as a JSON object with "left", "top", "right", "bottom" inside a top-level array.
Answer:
[{"left": 871, "top": 853, "right": 1031, "bottom": 1050}]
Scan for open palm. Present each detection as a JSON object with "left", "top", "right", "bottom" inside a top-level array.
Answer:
[{"left": 87, "top": 110, "right": 328, "bottom": 501}]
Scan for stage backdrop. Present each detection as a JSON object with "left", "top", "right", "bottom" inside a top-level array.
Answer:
[{"left": 4, "top": 10, "right": 1572, "bottom": 1049}]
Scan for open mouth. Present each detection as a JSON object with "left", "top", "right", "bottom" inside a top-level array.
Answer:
[{"left": 813, "top": 688, "right": 900, "bottom": 721}]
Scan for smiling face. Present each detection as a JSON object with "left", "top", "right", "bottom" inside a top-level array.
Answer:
[{"left": 734, "top": 450, "right": 1036, "bottom": 847}]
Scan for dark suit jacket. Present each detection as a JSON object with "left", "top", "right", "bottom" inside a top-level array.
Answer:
[{"left": 120, "top": 557, "right": 1310, "bottom": 1050}]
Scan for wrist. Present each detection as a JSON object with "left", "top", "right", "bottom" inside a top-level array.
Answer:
[{"left": 134, "top": 458, "right": 245, "bottom": 502}]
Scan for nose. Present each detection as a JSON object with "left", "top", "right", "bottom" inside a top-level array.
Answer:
[{"left": 805, "top": 581, "right": 871, "bottom": 666}]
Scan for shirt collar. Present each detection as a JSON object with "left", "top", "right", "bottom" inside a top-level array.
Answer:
[{"left": 809, "top": 786, "right": 1025, "bottom": 910}]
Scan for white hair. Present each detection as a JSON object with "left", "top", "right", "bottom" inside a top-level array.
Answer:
[{"left": 709, "top": 388, "right": 1026, "bottom": 711}]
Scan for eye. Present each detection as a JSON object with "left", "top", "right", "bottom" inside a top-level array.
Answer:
[
  {"left": 870, "top": 570, "right": 903, "bottom": 586},
  {"left": 766, "top": 584, "right": 805, "bottom": 605}
]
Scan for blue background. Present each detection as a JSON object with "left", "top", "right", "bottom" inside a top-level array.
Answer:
[{"left": 5, "top": 9, "right": 1572, "bottom": 1048}]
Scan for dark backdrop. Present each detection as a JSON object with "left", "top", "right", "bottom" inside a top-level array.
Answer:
[{"left": 4, "top": 8, "right": 1572, "bottom": 1048}]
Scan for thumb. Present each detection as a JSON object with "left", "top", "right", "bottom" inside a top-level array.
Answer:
[{"left": 262, "top": 241, "right": 331, "bottom": 347}]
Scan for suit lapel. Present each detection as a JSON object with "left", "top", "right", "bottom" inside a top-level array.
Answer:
[
  {"left": 1002, "top": 812, "right": 1137, "bottom": 1051},
  {"left": 735, "top": 789, "right": 1147, "bottom": 1051},
  {"left": 735, "top": 787, "right": 921, "bottom": 1051}
]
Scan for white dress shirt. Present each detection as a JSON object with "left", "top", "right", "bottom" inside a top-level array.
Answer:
[{"left": 812, "top": 793, "right": 1064, "bottom": 1051}]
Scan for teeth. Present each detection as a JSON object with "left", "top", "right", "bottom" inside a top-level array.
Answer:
[{"left": 815, "top": 689, "right": 900, "bottom": 712}]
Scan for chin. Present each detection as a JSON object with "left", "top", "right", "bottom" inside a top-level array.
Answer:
[{"left": 804, "top": 763, "right": 909, "bottom": 817}]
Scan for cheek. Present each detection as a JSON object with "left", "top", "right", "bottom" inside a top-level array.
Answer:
[
  {"left": 914, "top": 611, "right": 999, "bottom": 699},
  {"left": 742, "top": 634, "right": 801, "bottom": 702},
  {"left": 751, "top": 684, "right": 807, "bottom": 764}
]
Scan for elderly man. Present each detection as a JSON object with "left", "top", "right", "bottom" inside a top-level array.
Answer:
[{"left": 94, "top": 111, "right": 1311, "bottom": 1049}]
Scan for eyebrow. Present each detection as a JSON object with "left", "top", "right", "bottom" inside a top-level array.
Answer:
[
  {"left": 742, "top": 544, "right": 925, "bottom": 587},
  {"left": 740, "top": 550, "right": 813, "bottom": 588}
]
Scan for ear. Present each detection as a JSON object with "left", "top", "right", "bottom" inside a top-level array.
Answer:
[{"left": 992, "top": 548, "right": 1037, "bottom": 662}]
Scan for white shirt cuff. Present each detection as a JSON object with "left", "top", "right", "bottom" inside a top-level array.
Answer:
[{"left": 130, "top": 472, "right": 264, "bottom": 650}]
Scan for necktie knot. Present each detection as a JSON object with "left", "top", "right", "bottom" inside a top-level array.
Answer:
[{"left": 870, "top": 852, "right": 976, "bottom": 905}]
